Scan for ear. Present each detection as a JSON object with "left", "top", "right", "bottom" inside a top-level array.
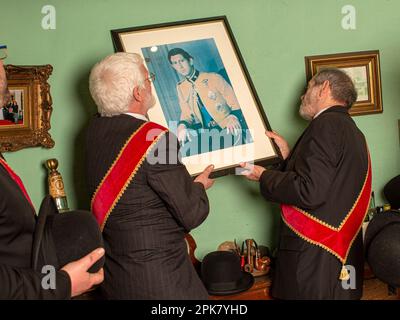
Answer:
[
  {"left": 132, "top": 86, "right": 141, "bottom": 102},
  {"left": 189, "top": 58, "right": 194, "bottom": 67},
  {"left": 319, "top": 80, "right": 330, "bottom": 97}
]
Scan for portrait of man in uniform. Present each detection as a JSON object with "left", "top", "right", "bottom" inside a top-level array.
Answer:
[
  {"left": 141, "top": 39, "right": 253, "bottom": 157},
  {"left": 113, "top": 17, "right": 280, "bottom": 176}
]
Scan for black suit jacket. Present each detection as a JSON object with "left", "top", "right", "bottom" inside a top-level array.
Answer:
[
  {"left": 0, "top": 160, "right": 70, "bottom": 299},
  {"left": 85, "top": 114, "right": 210, "bottom": 299},
  {"left": 260, "top": 106, "right": 368, "bottom": 299}
]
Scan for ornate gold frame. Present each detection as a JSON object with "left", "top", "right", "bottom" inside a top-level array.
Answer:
[
  {"left": 1, "top": 65, "right": 54, "bottom": 152},
  {"left": 305, "top": 50, "right": 383, "bottom": 116}
]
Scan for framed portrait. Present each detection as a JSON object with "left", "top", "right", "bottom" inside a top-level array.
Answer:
[
  {"left": 305, "top": 50, "right": 383, "bottom": 116},
  {"left": 1, "top": 65, "right": 54, "bottom": 152},
  {"left": 111, "top": 16, "right": 280, "bottom": 177}
]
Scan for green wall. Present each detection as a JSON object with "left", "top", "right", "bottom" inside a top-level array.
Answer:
[{"left": 1, "top": 0, "right": 399, "bottom": 259}]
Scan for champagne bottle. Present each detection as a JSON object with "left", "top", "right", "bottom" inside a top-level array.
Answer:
[{"left": 46, "top": 158, "right": 69, "bottom": 212}]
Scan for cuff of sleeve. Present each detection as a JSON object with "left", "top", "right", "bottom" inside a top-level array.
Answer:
[
  {"left": 259, "top": 169, "right": 270, "bottom": 192},
  {"left": 193, "top": 181, "right": 207, "bottom": 193},
  {"left": 56, "top": 270, "right": 71, "bottom": 300},
  {"left": 260, "top": 168, "right": 269, "bottom": 180}
]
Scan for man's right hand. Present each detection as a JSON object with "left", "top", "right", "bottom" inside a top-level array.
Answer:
[
  {"left": 225, "top": 115, "right": 241, "bottom": 136},
  {"left": 177, "top": 124, "right": 191, "bottom": 146},
  {"left": 61, "top": 248, "right": 105, "bottom": 298},
  {"left": 266, "top": 130, "right": 290, "bottom": 160},
  {"left": 194, "top": 164, "right": 215, "bottom": 190}
]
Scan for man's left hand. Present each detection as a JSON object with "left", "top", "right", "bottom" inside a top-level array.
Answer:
[
  {"left": 226, "top": 115, "right": 241, "bottom": 136},
  {"left": 239, "top": 162, "right": 266, "bottom": 181},
  {"left": 61, "top": 248, "right": 105, "bottom": 298}
]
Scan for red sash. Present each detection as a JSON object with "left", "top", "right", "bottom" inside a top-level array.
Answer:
[
  {"left": 91, "top": 122, "right": 168, "bottom": 231},
  {"left": 281, "top": 152, "right": 372, "bottom": 279},
  {"left": 0, "top": 157, "right": 34, "bottom": 209}
]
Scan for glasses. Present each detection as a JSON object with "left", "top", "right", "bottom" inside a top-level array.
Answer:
[
  {"left": 145, "top": 72, "right": 156, "bottom": 83},
  {"left": 0, "top": 45, "right": 7, "bottom": 60}
]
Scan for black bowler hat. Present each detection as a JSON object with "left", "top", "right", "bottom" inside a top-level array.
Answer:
[
  {"left": 32, "top": 195, "right": 104, "bottom": 273},
  {"left": 201, "top": 251, "right": 254, "bottom": 295},
  {"left": 384, "top": 175, "right": 400, "bottom": 209},
  {"left": 364, "top": 210, "right": 400, "bottom": 287}
]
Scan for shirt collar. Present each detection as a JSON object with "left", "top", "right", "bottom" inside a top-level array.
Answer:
[
  {"left": 187, "top": 69, "right": 200, "bottom": 83},
  {"left": 124, "top": 112, "right": 148, "bottom": 121},
  {"left": 313, "top": 107, "right": 330, "bottom": 119}
]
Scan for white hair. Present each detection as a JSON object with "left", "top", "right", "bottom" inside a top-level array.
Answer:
[{"left": 89, "top": 52, "right": 146, "bottom": 116}]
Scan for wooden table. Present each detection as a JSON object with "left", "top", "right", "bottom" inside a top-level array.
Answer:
[
  {"left": 209, "top": 274, "right": 399, "bottom": 300},
  {"left": 210, "top": 275, "right": 272, "bottom": 300},
  {"left": 362, "top": 278, "right": 400, "bottom": 300}
]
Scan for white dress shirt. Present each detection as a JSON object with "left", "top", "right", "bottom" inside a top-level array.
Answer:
[
  {"left": 313, "top": 107, "right": 330, "bottom": 119},
  {"left": 124, "top": 112, "right": 148, "bottom": 122}
]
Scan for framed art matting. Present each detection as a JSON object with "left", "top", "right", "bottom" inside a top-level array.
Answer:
[{"left": 111, "top": 16, "right": 280, "bottom": 177}]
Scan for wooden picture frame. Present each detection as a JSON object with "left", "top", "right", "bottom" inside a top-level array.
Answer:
[
  {"left": 1, "top": 65, "right": 54, "bottom": 152},
  {"left": 305, "top": 50, "right": 383, "bottom": 116},
  {"left": 111, "top": 16, "right": 281, "bottom": 177}
]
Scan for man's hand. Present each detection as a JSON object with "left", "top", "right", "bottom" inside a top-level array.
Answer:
[
  {"left": 177, "top": 124, "right": 191, "bottom": 146},
  {"left": 61, "top": 248, "right": 105, "bottom": 298},
  {"left": 266, "top": 130, "right": 290, "bottom": 160},
  {"left": 239, "top": 162, "right": 266, "bottom": 181},
  {"left": 194, "top": 164, "right": 215, "bottom": 190},
  {"left": 226, "top": 115, "right": 241, "bottom": 136}
]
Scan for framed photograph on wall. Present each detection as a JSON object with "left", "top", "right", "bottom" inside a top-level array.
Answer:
[
  {"left": 111, "top": 16, "right": 280, "bottom": 177},
  {"left": 1, "top": 65, "right": 54, "bottom": 152},
  {"left": 305, "top": 50, "right": 383, "bottom": 116}
]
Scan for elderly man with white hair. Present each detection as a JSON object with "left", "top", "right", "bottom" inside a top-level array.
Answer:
[{"left": 86, "top": 52, "right": 214, "bottom": 300}]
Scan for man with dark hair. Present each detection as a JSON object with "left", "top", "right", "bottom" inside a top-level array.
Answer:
[
  {"left": 167, "top": 47, "right": 193, "bottom": 63},
  {"left": 167, "top": 47, "right": 249, "bottom": 148},
  {"left": 240, "top": 67, "right": 370, "bottom": 299}
]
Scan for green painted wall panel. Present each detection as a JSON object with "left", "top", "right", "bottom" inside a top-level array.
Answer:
[{"left": 1, "top": 0, "right": 399, "bottom": 259}]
